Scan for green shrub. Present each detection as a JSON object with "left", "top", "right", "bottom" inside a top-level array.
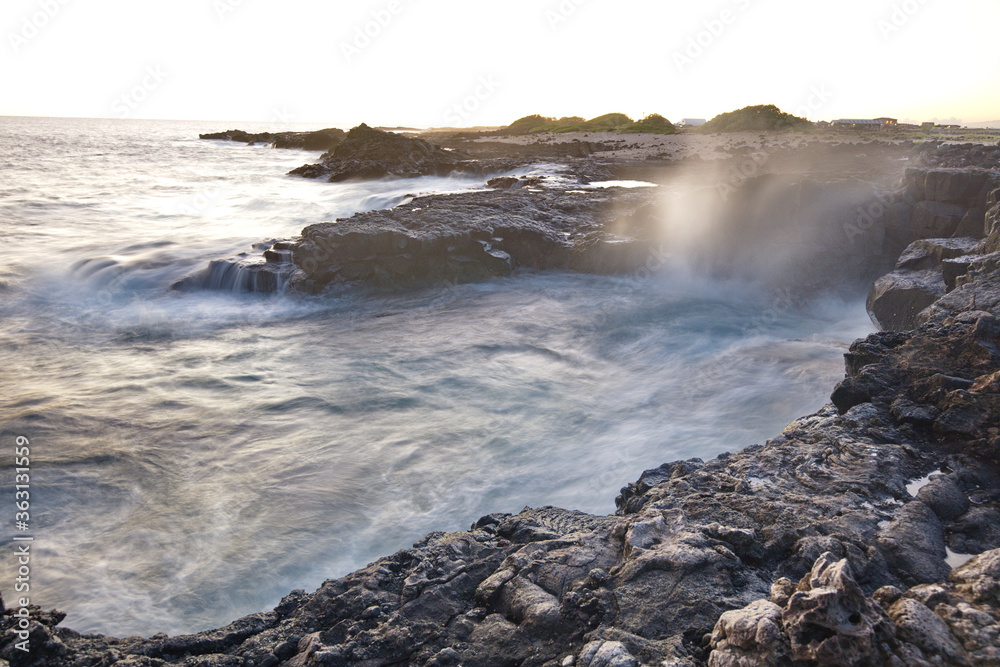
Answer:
[
  {"left": 581, "top": 113, "right": 634, "bottom": 131},
  {"left": 502, "top": 113, "right": 639, "bottom": 134},
  {"left": 505, "top": 114, "right": 554, "bottom": 134},
  {"left": 699, "top": 104, "right": 811, "bottom": 133},
  {"left": 622, "top": 114, "right": 677, "bottom": 134}
]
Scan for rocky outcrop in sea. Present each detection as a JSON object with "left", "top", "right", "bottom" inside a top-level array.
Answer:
[
  {"left": 867, "top": 167, "right": 1000, "bottom": 331},
  {"left": 287, "top": 124, "right": 480, "bottom": 182},
  {"left": 3, "top": 142, "right": 1000, "bottom": 666},
  {"left": 200, "top": 128, "right": 346, "bottom": 151}
]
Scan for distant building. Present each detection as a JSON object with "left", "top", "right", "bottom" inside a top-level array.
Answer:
[
  {"left": 681, "top": 118, "right": 706, "bottom": 127},
  {"left": 832, "top": 119, "right": 890, "bottom": 130},
  {"left": 874, "top": 117, "right": 898, "bottom": 125},
  {"left": 921, "top": 122, "right": 936, "bottom": 128}
]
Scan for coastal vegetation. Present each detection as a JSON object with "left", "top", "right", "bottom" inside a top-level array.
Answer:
[
  {"left": 502, "top": 112, "right": 676, "bottom": 135},
  {"left": 698, "top": 103, "right": 811, "bottom": 132}
]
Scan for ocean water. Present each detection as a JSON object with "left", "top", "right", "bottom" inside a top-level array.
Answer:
[{"left": 0, "top": 116, "right": 873, "bottom": 637}]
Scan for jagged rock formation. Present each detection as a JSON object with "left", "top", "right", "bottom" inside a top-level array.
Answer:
[
  {"left": 288, "top": 124, "right": 477, "bottom": 182},
  {"left": 4, "top": 150, "right": 1000, "bottom": 667},
  {"left": 200, "top": 128, "right": 346, "bottom": 151},
  {"left": 172, "top": 240, "right": 296, "bottom": 294},
  {"left": 867, "top": 237, "right": 981, "bottom": 331},
  {"left": 866, "top": 168, "right": 1000, "bottom": 331},
  {"left": 917, "top": 142, "right": 1000, "bottom": 170},
  {"left": 288, "top": 186, "right": 660, "bottom": 293},
  {"left": 287, "top": 168, "right": 915, "bottom": 298},
  {"left": 6, "top": 272, "right": 1000, "bottom": 663},
  {"left": 708, "top": 550, "right": 1000, "bottom": 665}
]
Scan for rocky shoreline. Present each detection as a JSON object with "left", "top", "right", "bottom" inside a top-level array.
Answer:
[{"left": 4, "top": 131, "right": 1000, "bottom": 666}]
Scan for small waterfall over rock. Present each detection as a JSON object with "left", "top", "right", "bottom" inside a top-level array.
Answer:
[{"left": 173, "top": 240, "right": 297, "bottom": 294}]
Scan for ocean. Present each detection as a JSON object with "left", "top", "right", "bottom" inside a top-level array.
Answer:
[{"left": 0, "top": 116, "right": 873, "bottom": 637}]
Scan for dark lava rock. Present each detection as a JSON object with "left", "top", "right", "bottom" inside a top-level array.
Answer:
[
  {"left": 172, "top": 240, "right": 296, "bottom": 294},
  {"left": 867, "top": 237, "right": 981, "bottom": 331},
  {"left": 200, "top": 128, "right": 346, "bottom": 151},
  {"left": 867, "top": 267, "right": 946, "bottom": 332},
  {"left": 7, "top": 163, "right": 1000, "bottom": 666},
  {"left": 917, "top": 143, "right": 1000, "bottom": 171},
  {"left": 288, "top": 124, "right": 473, "bottom": 182},
  {"left": 289, "top": 187, "right": 659, "bottom": 293},
  {"left": 709, "top": 549, "right": 1000, "bottom": 666}
]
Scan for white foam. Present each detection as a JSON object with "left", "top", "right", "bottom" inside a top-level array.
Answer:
[{"left": 586, "top": 179, "right": 657, "bottom": 189}]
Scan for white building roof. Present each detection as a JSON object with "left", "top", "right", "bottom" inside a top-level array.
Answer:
[{"left": 832, "top": 119, "right": 885, "bottom": 125}]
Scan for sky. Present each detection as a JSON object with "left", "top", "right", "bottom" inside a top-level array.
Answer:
[{"left": 2, "top": 0, "right": 999, "bottom": 128}]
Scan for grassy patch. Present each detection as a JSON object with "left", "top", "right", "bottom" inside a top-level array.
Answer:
[{"left": 699, "top": 104, "right": 811, "bottom": 133}]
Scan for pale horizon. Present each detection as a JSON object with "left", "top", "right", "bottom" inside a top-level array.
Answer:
[{"left": 3, "top": 0, "right": 999, "bottom": 127}]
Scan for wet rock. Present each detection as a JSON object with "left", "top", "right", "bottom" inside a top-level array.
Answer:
[
  {"left": 877, "top": 501, "right": 951, "bottom": 587},
  {"left": 486, "top": 176, "right": 520, "bottom": 189},
  {"left": 916, "top": 475, "right": 970, "bottom": 522},
  {"left": 769, "top": 578, "right": 797, "bottom": 608},
  {"left": 904, "top": 167, "right": 999, "bottom": 206},
  {"left": 889, "top": 598, "right": 967, "bottom": 663},
  {"left": 782, "top": 554, "right": 889, "bottom": 664},
  {"left": 173, "top": 241, "right": 296, "bottom": 294},
  {"left": 949, "top": 507, "right": 1000, "bottom": 554},
  {"left": 706, "top": 599, "right": 788, "bottom": 666},
  {"left": 955, "top": 207, "right": 986, "bottom": 238},
  {"left": 986, "top": 202, "right": 1000, "bottom": 239},
  {"left": 577, "top": 640, "right": 638, "bottom": 667},
  {"left": 200, "top": 128, "right": 345, "bottom": 151},
  {"left": 867, "top": 238, "right": 979, "bottom": 331},
  {"left": 290, "top": 187, "right": 658, "bottom": 293},
  {"left": 951, "top": 549, "right": 1000, "bottom": 606},
  {"left": 289, "top": 124, "right": 471, "bottom": 182},
  {"left": 911, "top": 201, "right": 966, "bottom": 238},
  {"left": 873, "top": 585, "right": 903, "bottom": 608},
  {"left": 943, "top": 255, "right": 980, "bottom": 291},
  {"left": 921, "top": 253, "right": 1000, "bottom": 324},
  {"left": 867, "top": 268, "right": 944, "bottom": 331},
  {"left": 933, "top": 602, "right": 1000, "bottom": 664},
  {"left": 894, "top": 237, "right": 981, "bottom": 271},
  {"left": 11, "top": 161, "right": 1000, "bottom": 667},
  {"left": 890, "top": 396, "right": 940, "bottom": 426}
]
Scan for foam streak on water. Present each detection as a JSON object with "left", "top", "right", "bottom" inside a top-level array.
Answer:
[{"left": 0, "top": 117, "right": 873, "bottom": 637}]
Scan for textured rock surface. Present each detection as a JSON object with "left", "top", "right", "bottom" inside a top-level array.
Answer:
[
  {"left": 866, "top": 237, "right": 980, "bottom": 331},
  {"left": 5, "top": 299, "right": 1000, "bottom": 664},
  {"left": 288, "top": 124, "right": 476, "bottom": 182},
  {"left": 288, "top": 186, "right": 660, "bottom": 293},
  {"left": 200, "top": 128, "right": 346, "bottom": 151},
  {"left": 4, "top": 148, "right": 1000, "bottom": 667},
  {"left": 172, "top": 240, "right": 296, "bottom": 293}
]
